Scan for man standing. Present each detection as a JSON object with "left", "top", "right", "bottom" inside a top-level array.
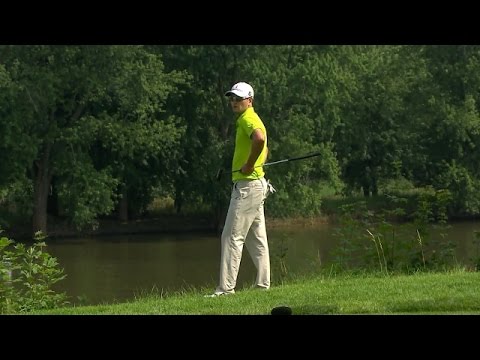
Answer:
[{"left": 207, "top": 82, "right": 271, "bottom": 297}]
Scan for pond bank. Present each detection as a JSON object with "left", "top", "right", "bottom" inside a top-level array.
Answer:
[
  {"left": 6, "top": 214, "right": 332, "bottom": 241},
  {"left": 6, "top": 214, "right": 215, "bottom": 240}
]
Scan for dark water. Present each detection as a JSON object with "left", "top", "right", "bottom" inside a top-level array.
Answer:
[{"left": 45, "top": 221, "right": 480, "bottom": 306}]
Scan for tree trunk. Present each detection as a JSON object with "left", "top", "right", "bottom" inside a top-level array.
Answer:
[
  {"left": 32, "top": 144, "right": 52, "bottom": 235},
  {"left": 371, "top": 176, "right": 378, "bottom": 196},
  {"left": 362, "top": 185, "right": 370, "bottom": 197},
  {"left": 174, "top": 193, "right": 183, "bottom": 214},
  {"left": 47, "top": 177, "right": 59, "bottom": 216},
  {"left": 118, "top": 187, "right": 129, "bottom": 222}
]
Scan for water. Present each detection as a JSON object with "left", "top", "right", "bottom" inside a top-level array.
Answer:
[{"left": 44, "top": 220, "right": 480, "bottom": 306}]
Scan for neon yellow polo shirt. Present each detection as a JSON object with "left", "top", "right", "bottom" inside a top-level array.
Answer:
[{"left": 232, "top": 107, "right": 267, "bottom": 182}]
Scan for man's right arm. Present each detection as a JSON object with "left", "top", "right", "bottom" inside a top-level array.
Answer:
[{"left": 241, "top": 129, "right": 266, "bottom": 175}]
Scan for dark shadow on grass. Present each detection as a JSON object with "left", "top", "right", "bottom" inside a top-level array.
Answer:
[
  {"left": 292, "top": 304, "right": 340, "bottom": 315},
  {"left": 385, "top": 298, "right": 480, "bottom": 313}
]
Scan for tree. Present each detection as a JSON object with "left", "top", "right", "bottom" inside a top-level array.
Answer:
[
  {"left": 334, "top": 45, "right": 426, "bottom": 196},
  {"left": 0, "top": 45, "right": 188, "bottom": 234}
]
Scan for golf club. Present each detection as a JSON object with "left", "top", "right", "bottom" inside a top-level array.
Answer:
[{"left": 216, "top": 152, "right": 321, "bottom": 181}]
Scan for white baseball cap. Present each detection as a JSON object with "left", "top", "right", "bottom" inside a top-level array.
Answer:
[{"left": 225, "top": 82, "right": 254, "bottom": 99}]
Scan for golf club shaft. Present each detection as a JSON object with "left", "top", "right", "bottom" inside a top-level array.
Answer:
[{"left": 232, "top": 152, "right": 321, "bottom": 173}]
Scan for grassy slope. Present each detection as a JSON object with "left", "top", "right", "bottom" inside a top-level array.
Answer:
[{"left": 33, "top": 270, "right": 480, "bottom": 315}]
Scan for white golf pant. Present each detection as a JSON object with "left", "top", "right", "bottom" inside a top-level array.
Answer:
[{"left": 216, "top": 177, "right": 270, "bottom": 294}]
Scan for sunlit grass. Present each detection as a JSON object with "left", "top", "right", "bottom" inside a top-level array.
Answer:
[{"left": 32, "top": 269, "right": 480, "bottom": 315}]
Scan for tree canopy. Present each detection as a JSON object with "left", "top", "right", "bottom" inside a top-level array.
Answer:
[{"left": 2, "top": 45, "right": 480, "bottom": 235}]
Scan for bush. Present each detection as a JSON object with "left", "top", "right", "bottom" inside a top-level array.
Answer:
[{"left": 0, "top": 229, "right": 69, "bottom": 314}]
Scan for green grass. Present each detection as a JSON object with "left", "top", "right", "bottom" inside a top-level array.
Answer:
[{"left": 30, "top": 269, "right": 480, "bottom": 315}]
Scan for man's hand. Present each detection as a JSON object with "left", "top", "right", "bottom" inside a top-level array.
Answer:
[{"left": 240, "top": 163, "right": 255, "bottom": 175}]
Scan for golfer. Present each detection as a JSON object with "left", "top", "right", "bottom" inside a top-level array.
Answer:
[{"left": 206, "top": 82, "right": 271, "bottom": 297}]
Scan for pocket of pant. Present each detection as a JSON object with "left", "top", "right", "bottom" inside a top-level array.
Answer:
[{"left": 234, "top": 183, "right": 250, "bottom": 200}]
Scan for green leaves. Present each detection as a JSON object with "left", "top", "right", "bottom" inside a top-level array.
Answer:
[
  {"left": 0, "top": 230, "right": 68, "bottom": 314},
  {"left": 0, "top": 45, "right": 191, "bottom": 231},
  {"left": 3, "top": 44, "right": 480, "bottom": 231}
]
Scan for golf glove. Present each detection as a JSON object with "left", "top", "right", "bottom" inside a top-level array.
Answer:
[{"left": 266, "top": 179, "right": 276, "bottom": 198}]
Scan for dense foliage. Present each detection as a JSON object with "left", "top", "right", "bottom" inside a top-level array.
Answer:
[
  {"left": 2, "top": 45, "right": 480, "bottom": 235},
  {"left": 0, "top": 230, "right": 68, "bottom": 313}
]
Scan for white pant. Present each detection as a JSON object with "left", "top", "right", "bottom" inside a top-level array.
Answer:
[{"left": 216, "top": 177, "right": 270, "bottom": 294}]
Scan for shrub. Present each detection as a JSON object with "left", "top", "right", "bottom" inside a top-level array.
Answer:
[{"left": 0, "top": 229, "right": 69, "bottom": 314}]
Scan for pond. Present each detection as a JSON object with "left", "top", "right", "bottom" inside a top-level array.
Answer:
[{"left": 44, "top": 220, "right": 480, "bottom": 306}]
